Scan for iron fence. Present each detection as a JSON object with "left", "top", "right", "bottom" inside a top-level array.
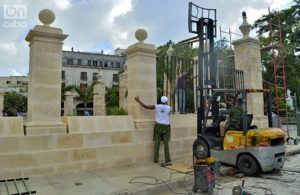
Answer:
[{"left": 156, "top": 53, "right": 244, "bottom": 114}]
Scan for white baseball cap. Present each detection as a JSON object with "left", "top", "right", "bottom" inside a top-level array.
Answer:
[{"left": 161, "top": 96, "right": 168, "bottom": 103}]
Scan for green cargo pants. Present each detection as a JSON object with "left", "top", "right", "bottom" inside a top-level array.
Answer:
[{"left": 153, "top": 123, "right": 171, "bottom": 163}]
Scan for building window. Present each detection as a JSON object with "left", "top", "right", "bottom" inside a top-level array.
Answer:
[
  {"left": 17, "top": 81, "right": 21, "bottom": 84},
  {"left": 62, "top": 71, "right": 65, "bottom": 80},
  {"left": 80, "top": 83, "right": 88, "bottom": 89},
  {"left": 104, "top": 61, "right": 108, "bottom": 67},
  {"left": 22, "top": 81, "right": 28, "bottom": 85},
  {"left": 80, "top": 72, "right": 88, "bottom": 80},
  {"left": 6, "top": 81, "right": 10, "bottom": 84},
  {"left": 113, "top": 74, "right": 119, "bottom": 82},
  {"left": 67, "top": 58, "right": 74, "bottom": 65},
  {"left": 116, "top": 62, "right": 121, "bottom": 68},
  {"left": 88, "top": 60, "right": 91, "bottom": 66},
  {"left": 99, "top": 61, "right": 103, "bottom": 67},
  {"left": 93, "top": 60, "right": 98, "bottom": 66},
  {"left": 110, "top": 62, "right": 115, "bottom": 68},
  {"left": 93, "top": 72, "right": 98, "bottom": 80},
  {"left": 77, "top": 59, "right": 82, "bottom": 65}
]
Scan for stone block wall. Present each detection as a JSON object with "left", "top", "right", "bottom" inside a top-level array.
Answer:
[{"left": 0, "top": 114, "right": 197, "bottom": 179}]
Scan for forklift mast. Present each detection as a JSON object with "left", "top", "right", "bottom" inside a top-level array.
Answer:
[{"left": 188, "top": 2, "right": 218, "bottom": 137}]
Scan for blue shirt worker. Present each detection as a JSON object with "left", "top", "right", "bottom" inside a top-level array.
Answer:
[{"left": 135, "top": 96, "right": 172, "bottom": 165}]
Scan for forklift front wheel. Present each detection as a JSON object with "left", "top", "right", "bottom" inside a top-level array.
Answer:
[{"left": 237, "top": 154, "right": 258, "bottom": 176}]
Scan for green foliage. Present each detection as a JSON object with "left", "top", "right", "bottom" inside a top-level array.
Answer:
[
  {"left": 253, "top": 1, "right": 300, "bottom": 106},
  {"left": 4, "top": 91, "right": 27, "bottom": 113},
  {"left": 65, "top": 80, "right": 99, "bottom": 110},
  {"left": 107, "top": 107, "right": 128, "bottom": 115},
  {"left": 105, "top": 86, "right": 119, "bottom": 113}
]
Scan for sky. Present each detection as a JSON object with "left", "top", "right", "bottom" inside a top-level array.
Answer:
[{"left": 0, "top": 0, "right": 294, "bottom": 76}]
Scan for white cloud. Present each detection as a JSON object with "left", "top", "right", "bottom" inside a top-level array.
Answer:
[
  {"left": 54, "top": 0, "right": 71, "bottom": 10},
  {"left": 107, "top": 0, "right": 133, "bottom": 25},
  {"left": 0, "top": 0, "right": 294, "bottom": 76}
]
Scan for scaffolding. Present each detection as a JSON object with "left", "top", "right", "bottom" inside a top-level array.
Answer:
[{"left": 265, "top": 7, "right": 289, "bottom": 135}]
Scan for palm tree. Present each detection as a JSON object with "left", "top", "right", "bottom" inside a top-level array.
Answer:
[{"left": 65, "top": 80, "right": 99, "bottom": 112}]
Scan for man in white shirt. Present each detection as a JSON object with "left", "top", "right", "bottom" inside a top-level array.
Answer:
[{"left": 135, "top": 96, "right": 172, "bottom": 165}]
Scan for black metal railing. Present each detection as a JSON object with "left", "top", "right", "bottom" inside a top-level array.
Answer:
[{"left": 157, "top": 54, "right": 244, "bottom": 114}]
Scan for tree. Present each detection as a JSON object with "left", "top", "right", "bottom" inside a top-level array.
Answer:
[
  {"left": 253, "top": 0, "right": 300, "bottom": 106},
  {"left": 105, "top": 86, "right": 120, "bottom": 115},
  {"left": 4, "top": 91, "right": 27, "bottom": 114},
  {"left": 65, "top": 81, "right": 98, "bottom": 111}
]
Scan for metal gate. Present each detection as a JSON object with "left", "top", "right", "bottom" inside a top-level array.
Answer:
[{"left": 156, "top": 53, "right": 244, "bottom": 114}]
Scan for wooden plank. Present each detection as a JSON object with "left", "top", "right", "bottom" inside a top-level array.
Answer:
[{"left": 165, "top": 163, "right": 193, "bottom": 173}]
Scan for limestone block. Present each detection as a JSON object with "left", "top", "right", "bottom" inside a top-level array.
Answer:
[
  {"left": 66, "top": 116, "right": 135, "bottom": 133},
  {"left": 0, "top": 136, "right": 48, "bottom": 154},
  {"left": 134, "top": 119, "right": 155, "bottom": 130},
  {"left": 0, "top": 154, "right": 36, "bottom": 168},
  {"left": 56, "top": 134, "right": 84, "bottom": 149},
  {"left": 0, "top": 117, "right": 24, "bottom": 137},
  {"left": 111, "top": 131, "right": 133, "bottom": 144},
  {"left": 83, "top": 133, "right": 111, "bottom": 147},
  {"left": 133, "top": 129, "right": 153, "bottom": 143},
  {"left": 171, "top": 128, "right": 189, "bottom": 139},
  {"left": 170, "top": 114, "right": 197, "bottom": 128},
  {"left": 0, "top": 170, "right": 22, "bottom": 180},
  {"left": 34, "top": 150, "right": 72, "bottom": 165},
  {"left": 73, "top": 148, "right": 97, "bottom": 161},
  {"left": 25, "top": 122, "right": 67, "bottom": 135}
]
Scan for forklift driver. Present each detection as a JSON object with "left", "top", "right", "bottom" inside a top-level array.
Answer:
[{"left": 220, "top": 98, "right": 243, "bottom": 136}]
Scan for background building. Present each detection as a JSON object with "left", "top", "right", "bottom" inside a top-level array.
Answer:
[
  {"left": 0, "top": 76, "right": 29, "bottom": 95},
  {"left": 62, "top": 48, "right": 125, "bottom": 89},
  {"left": 0, "top": 49, "right": 126, "bottom": 116}
]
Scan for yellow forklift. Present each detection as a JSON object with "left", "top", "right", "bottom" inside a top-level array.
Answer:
[
  {"left": 188, "top": 2, "right": 286, "bottom": 179},
  {"left": 194, "top": 88, "right": 286, "bottom": 176}
]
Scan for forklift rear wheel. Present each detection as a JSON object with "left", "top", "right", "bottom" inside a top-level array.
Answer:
[{"left": 237, "top": 154, "right": 258, "bottom": 176}]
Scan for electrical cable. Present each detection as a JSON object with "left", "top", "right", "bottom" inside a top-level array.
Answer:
[
  {"left": 282, "top": 169, "right": 300, "bottom": 173},
  {"left": 129, "top": 171, "right": 196, "bottom": 195},
  {"left": 244, "top": 184, "right": 274, "bottom": 195}
]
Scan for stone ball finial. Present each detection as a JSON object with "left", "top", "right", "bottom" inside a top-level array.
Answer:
[
  {"left": 135, "top": 29, "right": 148, "bottom": 42},
  {"left": 39, "top": 9, "right": 55, "bottom": 26}
]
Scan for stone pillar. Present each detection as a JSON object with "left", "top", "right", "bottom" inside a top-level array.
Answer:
[
  {"left": 24, "top": 9, "right": 68, "bottom": 135},
  {"left": 0, "top": 91, "right": 4, "bottom": 117},
  {"left": 64, "top": 92, "right": 75, "bottom": 116},
  {"left": 119, "top": 64, "right": 128, "bottom": 111},
  {"left": 232, "top": 12, "right": 268, "bottom": 128},
  {"left": 93, "top": 75, "right": 106, "bottom": 116},
  {"left": 125, "top": 29, "right": 157, "bottom": 128}
]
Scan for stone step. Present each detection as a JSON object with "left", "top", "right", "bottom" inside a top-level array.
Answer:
[{"left": 0, "top": 140, "right": 194, "bottom": 179}]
